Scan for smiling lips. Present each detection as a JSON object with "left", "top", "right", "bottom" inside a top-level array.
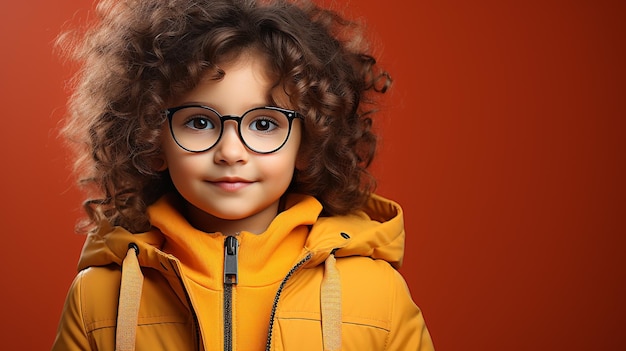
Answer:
[{"left": 209, "top": 177, "right": 253, "bottom": 192}]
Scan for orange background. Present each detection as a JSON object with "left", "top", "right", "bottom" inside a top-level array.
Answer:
[{"left": 1, "top": 0, "right": 624, "bottom": 350}]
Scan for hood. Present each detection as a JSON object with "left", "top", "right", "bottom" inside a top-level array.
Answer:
[
  {"left": 304, "top": 193, "right": 406, "bottom": 269},
  {"left": 76, "top": 192, "right": 405, "bottom": 272},
  {"left": 76, "top": 222, "right": 168, "bottom": 272}
]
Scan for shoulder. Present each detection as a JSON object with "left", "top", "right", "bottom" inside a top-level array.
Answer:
[
  {"left": 287, "top": 256, "right": 409, "bottom": 326},
  {"left": 68, "top": 264, "right": 189, "bottom": 330},
  {"left": 74, "top": 265, "right": 123, "bottom": 303},
  {"left": 335, "top": 257, "right": 434, "bottom": 349},
  {"left": 56, "top": 265, "right": 197, "bottom": 350},
  {"left": 65, "top": 265, "right": 122, "bottom": 332},
  {"left": 335, "top": 256, "right": 409, "bottom": 322}
]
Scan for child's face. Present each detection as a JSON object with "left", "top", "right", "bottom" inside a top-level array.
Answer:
[{"left": 160, "top": 50, "right": 302, "bottom": 234}]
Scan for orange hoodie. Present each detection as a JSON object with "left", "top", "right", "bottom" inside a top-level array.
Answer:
[{"left": 53, "top": 193, "right": 434, "bottom": 351}]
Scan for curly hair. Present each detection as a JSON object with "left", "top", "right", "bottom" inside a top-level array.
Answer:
[{"left": 58, "top": 0, "right": 392, "bottom": 233}]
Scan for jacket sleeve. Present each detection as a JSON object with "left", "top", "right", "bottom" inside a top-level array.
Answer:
[
  {"left": 385, "top": 269, "right": 435, "bottom": 351},
  {"left": 52, "top": 271, "right": 92, "bottom": 351}
]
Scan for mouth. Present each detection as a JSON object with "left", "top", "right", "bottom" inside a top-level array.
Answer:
[{"left": 208, "top": 177, "right": 253, "bottom": 192}]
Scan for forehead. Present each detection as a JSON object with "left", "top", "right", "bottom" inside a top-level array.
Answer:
[{"left": 176, "top": 49, "right": 292, "bottom": 109}]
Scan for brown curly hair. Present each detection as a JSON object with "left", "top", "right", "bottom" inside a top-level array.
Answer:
[{"left": 58, "top": 0, "right": 392, "bottom": 233}]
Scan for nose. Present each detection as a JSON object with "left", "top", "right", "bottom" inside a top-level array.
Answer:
[{"left": 213, "top": 121, "right": 248, "bottom": 165}]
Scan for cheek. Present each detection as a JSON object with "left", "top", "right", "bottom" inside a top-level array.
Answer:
[
  {"left": 257, "top": 148, "right": 299, "bottom": 182},
  {"left": 168, "top": 153, "right": 207, "bottom": 177},
  {"left": 162, "top": 137, "right": 202, "bottom": 178},
  {"left": 167, "top": 157, "right": 193, "bottom": 178}
]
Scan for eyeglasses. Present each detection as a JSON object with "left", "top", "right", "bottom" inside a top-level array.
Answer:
[{"left": 165, "top": 105, "right": 303, "bottom": 154}]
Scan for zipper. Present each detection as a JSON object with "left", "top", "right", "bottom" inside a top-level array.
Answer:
[
  {"left": 224, "top": 235, "right": 239, "bottom": 351},
  {"left": 265, "top": 253, "right": 313, "bottom": 351}
]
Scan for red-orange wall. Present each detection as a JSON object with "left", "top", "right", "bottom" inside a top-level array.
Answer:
[{"left": 1, "top": 1, "right": 624, "bottom": 350}]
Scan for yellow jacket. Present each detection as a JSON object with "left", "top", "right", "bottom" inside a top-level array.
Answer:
[{"left": 53, "top": 193, "right": 434, "bottom": 350}]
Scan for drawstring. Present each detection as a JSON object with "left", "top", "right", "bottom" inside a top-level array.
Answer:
[
  {"left": 116, "top": 244, "right": 144, "bottom": 351},
  {"left": 320, "top": 253, "right": 342, "bottom": 351}
]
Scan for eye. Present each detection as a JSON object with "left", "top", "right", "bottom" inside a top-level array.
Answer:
[
  {"left": 184, "top": 116, "right": 215, "bottom": 130},
  {"left": 249, "top": 117, "right": 279, "bottom": 132}
]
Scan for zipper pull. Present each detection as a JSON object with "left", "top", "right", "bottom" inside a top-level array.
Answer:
[{"left": 224, "top": 236, "right": 239, "bottom": 285}]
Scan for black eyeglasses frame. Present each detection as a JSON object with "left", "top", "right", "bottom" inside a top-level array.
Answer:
[{"left": 165, "top": 105, "right": 303, "bottom": 154}]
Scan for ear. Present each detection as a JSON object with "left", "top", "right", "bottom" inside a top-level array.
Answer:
[
  {"left": 152, "top": 155, "right": 168, "bottom": 172},
  {"left": 295, "top": 158, "right": 307, "bottom": 171},
  {"left": 294, "top": 149, "right": 309, "bottom": 171}
]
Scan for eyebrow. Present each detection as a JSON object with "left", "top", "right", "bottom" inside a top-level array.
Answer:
[
  {"left": 177, "top": 97, "right": 295, "bottom": 110},
  {"left": 176, "top": 101, "right": 274, "bottom": 110}
]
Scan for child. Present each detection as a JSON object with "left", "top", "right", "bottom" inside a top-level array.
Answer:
[{"left": 53, "top": 0, "right": 434, "bottom": 350}]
